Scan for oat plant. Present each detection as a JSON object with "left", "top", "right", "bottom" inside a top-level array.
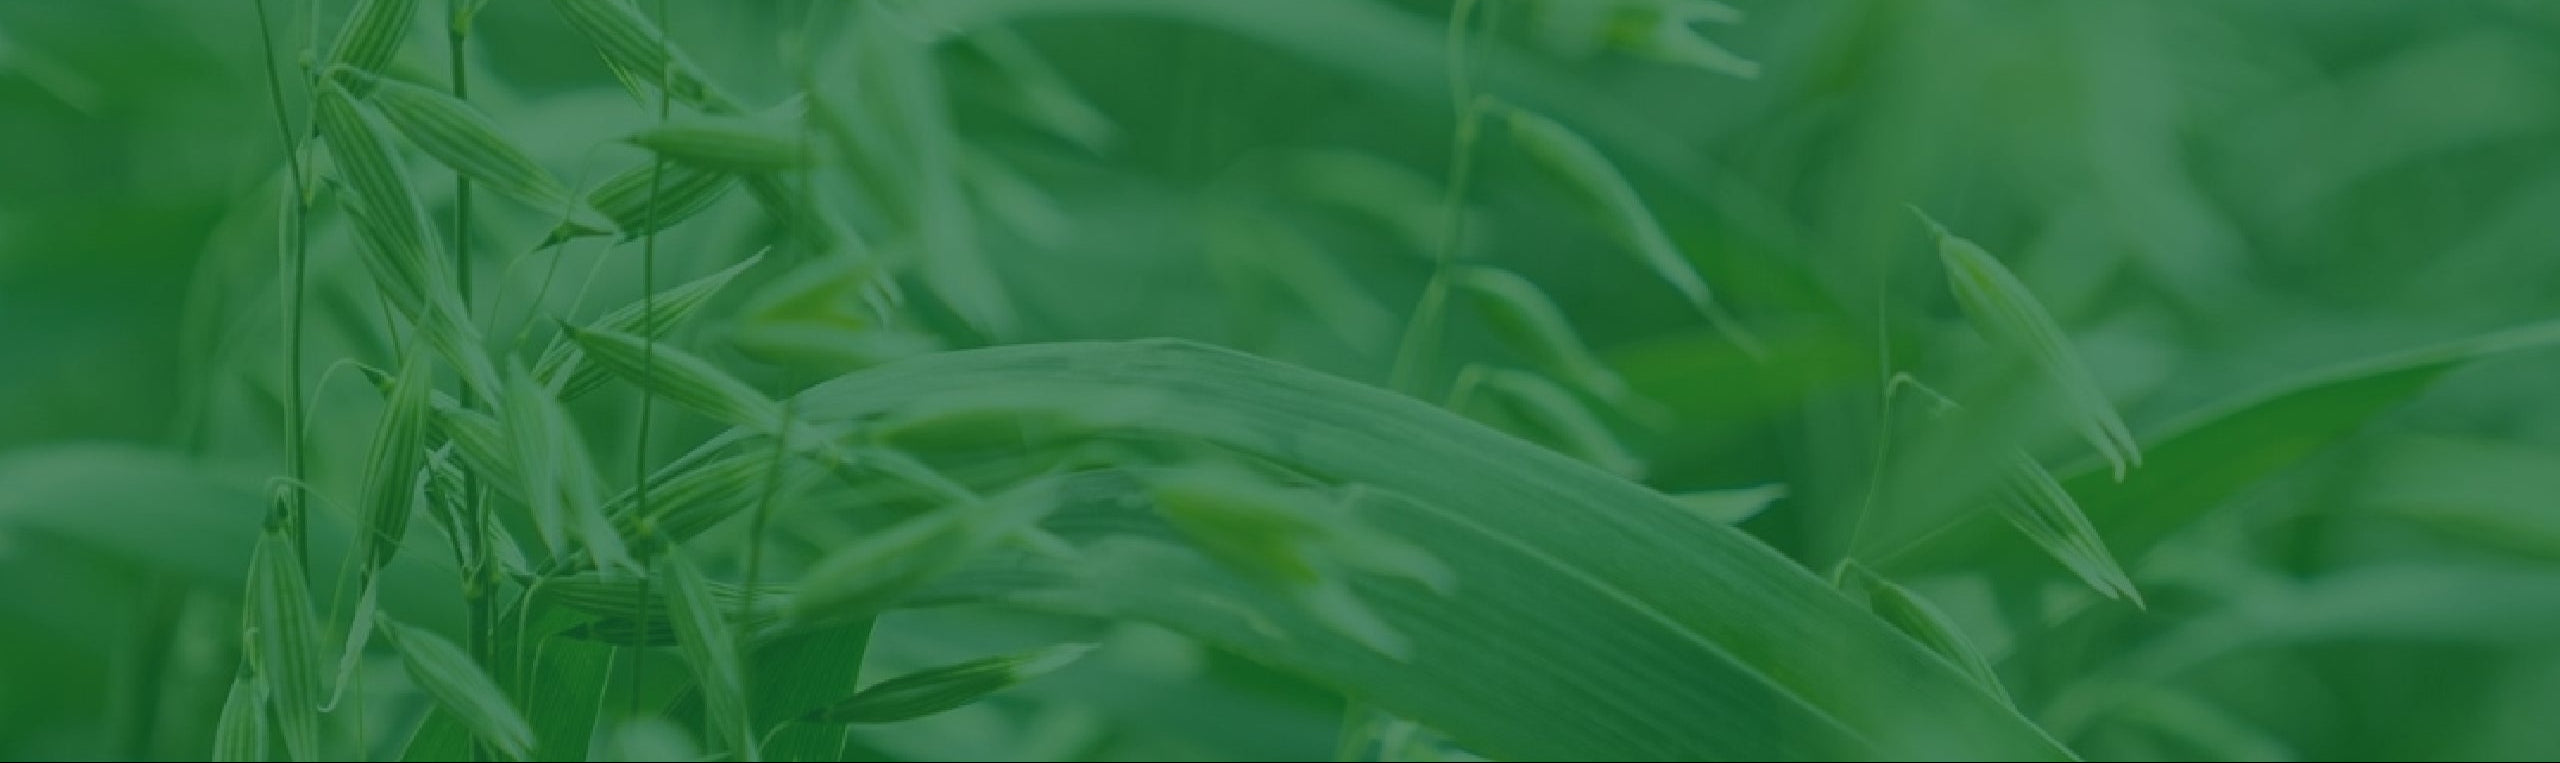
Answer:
[{"left": 7, "top": 1, "right": 2560, "bottom": 762}]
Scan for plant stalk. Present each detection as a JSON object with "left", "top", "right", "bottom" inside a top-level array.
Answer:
[{"left": 1385, "top": 0, "right": 1487, "bottom": 398}]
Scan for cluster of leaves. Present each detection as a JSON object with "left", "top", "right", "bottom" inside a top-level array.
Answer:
[{"left": 6, "top": 0, "right": 2560, "bottom": 761}]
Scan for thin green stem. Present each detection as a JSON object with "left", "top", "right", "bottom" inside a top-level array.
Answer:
[
  {"left": 1385, "top": 0, "right": 1486, "bottom": 398},
  {"left": 1362, "top": 1, "right": 1488, "bottom": 754},
  {"left": 251, "top": 0, "right": 313, "bottom": 576},
  {"left": 447, "top": 5, "right": 498, "bottom": 760},
  {"left": 1832, "top": 269, "right": 1897, "bottom": 580},
  {"left": 628, "top": 0, "right": 676, "bottom": 721}
]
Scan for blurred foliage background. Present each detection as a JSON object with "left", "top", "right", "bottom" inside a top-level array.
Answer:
[{"left": 6, "top": 0, "right": 2560, "bottom": 760}]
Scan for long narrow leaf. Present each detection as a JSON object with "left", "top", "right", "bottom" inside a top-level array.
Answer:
[
  {"left": 379, "top": 616, "right": 537, "bottom": 759},
  {"left": 323, "top": 0, "right": 418, "bottom": 73},
  {"left": 246, "top": 529, "right": 323, "bottom": 762},
  {"left": 342, "top": 68, "right": 615, "bottom": 233},
  {"left": 534, "top": 252, "right": 764, "bottom": 402},
  {"left": 664, "top": 552, "right": 757, "bottom": 760},
  {"left": 782, "top": 340, "right": 2070, "bottom": 760},
  {"left": 1916, "top": 210, "right": 2142, "bottom": 481},
  {"left": 358, "top": 349, "right": 433, "bottom": 573}
]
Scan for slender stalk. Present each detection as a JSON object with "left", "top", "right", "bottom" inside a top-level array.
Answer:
[
  {"left": 1385, "top": 0, "right": 1487, "bottom": 397},
  {"left": 251, "top": 0, "right": 313, "bottom": 575},
  {"left": 1357, "top": 2, "right": 1490, "bottom": 756},
  {"left": 451, "top": 30, "right": 474, "bottom": 311},
  {"left": 628, "top": 0, "right": 676, "bottom": 721},
  {"left": 446, "top": 5, "right": 500, "bottom": 760},
  {"left": 1834, "top": 259, "right": 1913, "bottom": 578}
]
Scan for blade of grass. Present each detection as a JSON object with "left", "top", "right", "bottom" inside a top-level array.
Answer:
[
  {"left": 336, "top": 67, "right": 616, "bottom": 233},
  {"left": 547, "top": 0, "right": 741, "bottom": 112},
  {"left": 1914, "top": 210, "right": 2141, "bottom": 481},
  {"left": 1834, "top": 561, "right": 2012, "bottom": 707},
  {"left": 358, "top": 348, "right": 434, "bottom": 574},
  {"left": 1493, "top": 101, "right": 1763, "bottom": 358},
  {"left": 627, "top": 116, "right": 811, "bottom": 174},
  {"left": 379, "top": 615, "right": 537, "bottom": 759},
  {"left": 211, "top": 663, "right": 267, "bottom": 762},
  {"left": 324, "top": 0, "right": 419, "bottom": 73},
  {"left": 663, "top": 551, "right": 757, "bottom": 760},
  {"left": 549, "top": 160, "right": 739, "bottom": 244},
  {"left": 563, "top": 325, "right": 782, "bottom": 430},
  {"left": 1996, "top": 451, "right": 2143, "bottom": 606},
  {"left": 781, "top": 340, "right": 2071, "bottom": 760},
  {"left": 533, "top": 252, "right": 764, "bottom": 402},
  {"left": 1452, "top": 266, "right": 1632, "bottom": 404},
  {"left": 247, "top": 527, "right": 323, "bottom": 761}
]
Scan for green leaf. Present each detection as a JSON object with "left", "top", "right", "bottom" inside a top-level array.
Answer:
[
  {"left": 598, "top": 719, "right": 702, "bottom": 762},
  {"left": 532, "top": 570, "right": 789, "bottom": 627},
  {"left": 1887, "top": 320, "right": 2560, "bottom": 577},
  {"left": 663, "top": 552, "right": 757, "bottom": 760},
  {"left": 1492, "top": 101, "right": 1762, "bottom": 357},
  {"left": 2353, "top": 436, "right": 2560, "bottom": 560},
  {"left": 211, "top": 664, "right": 267, "bottom": 762},
  {"left": 1452, "top": 266, "right": 1631, "bottom": 404},
  {"left": 342, "top": 68, "right": 615, "bottom": 233},
  {"left": 780, "top": 340, "right": 2070, "bottom": 760},
  {"left": 627, "top": 116, "right": 810, "bottom": 174},
  {"left": 1996, "top": 451, "right": 2141, "bottom": 606},
  {"left": 602, "top": 451, "right": 822, "bottom": 557},
  {"left": 1835, "top": 562, "right": 2012, "bottom": 708},
  {"left": 2046, "top": 565, "right": 2560, "bottom": 739},
  {"left": 1466, "top": 368, "right": 1646, "bottom": 480},
  {"left": 550, "top": 159, "right": 739, "bottom": 244},
  {"left": 378, "top": 616, "right": 538, "bottom": 759},
  {"left": 546, "top": 0, "right": 740, "bottom": 112},
  {"left": 792, "top": 477, "right": 1056, "bottom": 623},
  {"left": 740, "top": 621, "right": 875, "bottom": 761},
  {"left": 499, "top": 365, "right": 630, "bottom": 572},
  {"left": 246, "top": 529, "right": 323, "bottom": 762},
  {"left": 806, "top": 643, "right": 1093, "bottom": 724},
  {"left": 323, "top": 0, "right": 418, "bottom": 73},
  {"left": 315, "top": 82, "right": 443, "bottom": 319},
  {"left": 1915, "top": 210, "right": 2141, "bottom": 481},
  {"left": 1671, "top": 484, "right": 1787, "bottom": 525},
  {"left": 563, "top": 325, "right": 783, "bottom": 431},
  {"left": 534, "top": 252, "right": 765, "bottom": 403},
  {"left": 357, "top": 349, "right": 433, "bottom": 574}
]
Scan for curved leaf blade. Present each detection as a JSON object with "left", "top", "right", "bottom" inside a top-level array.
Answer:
[{"left": 785, "top": 340, "right": 2069, "bottom": 761}]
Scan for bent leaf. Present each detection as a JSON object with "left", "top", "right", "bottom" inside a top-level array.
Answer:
[
  {"left": 379, "top": 616, "right": 538, "bottom": 759},
  {"left": 1915, "top": 210, "right": 2141, "bottom": 481},
  {"left": 1998, "top": 452, "right": 2142, "bottom": 606},
  {"left": 782, "top": 340, "right": 2069, "bottom": 760}
]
